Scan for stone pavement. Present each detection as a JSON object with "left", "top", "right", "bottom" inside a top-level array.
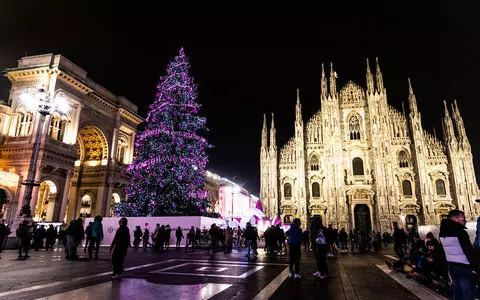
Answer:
[{"left": 0, "top": 245, "right": 446, "bottom": 300}]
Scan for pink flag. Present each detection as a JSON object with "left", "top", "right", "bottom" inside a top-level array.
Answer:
[{"left": 255, "top": 200, "right": 264, "bottom": 212}]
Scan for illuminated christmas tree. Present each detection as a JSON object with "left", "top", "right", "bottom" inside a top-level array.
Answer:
[{"left": 116, "top": 48, "right": 215, "bottom": 217}]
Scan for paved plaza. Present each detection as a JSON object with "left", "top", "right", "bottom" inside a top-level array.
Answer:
[{"left": 0, "top": 245, "right": 447, "bottom": 300}]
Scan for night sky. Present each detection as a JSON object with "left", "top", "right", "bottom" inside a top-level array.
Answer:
[{"left": 1, "top": 2, "right": 479, "bottom": 194}]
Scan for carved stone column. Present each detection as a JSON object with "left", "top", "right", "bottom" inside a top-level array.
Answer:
[{"left": 58, "top": 170, "right": 73, "bottom": 223}]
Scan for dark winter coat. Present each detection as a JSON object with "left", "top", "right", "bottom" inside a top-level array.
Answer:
[
  {"left": 111, "top": 226, "right": 131, "bottom": 251},
  {"left": 285, "top": 223, "right": 302, "bottom": 245}
]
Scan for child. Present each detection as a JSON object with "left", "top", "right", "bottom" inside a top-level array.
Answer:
[{"left": 110, "top": 218, "right": 130, "bottom": 279}]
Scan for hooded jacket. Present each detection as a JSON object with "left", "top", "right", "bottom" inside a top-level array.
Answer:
[{"left": 439, "top": 219, "right": 473, "bottom": 267}]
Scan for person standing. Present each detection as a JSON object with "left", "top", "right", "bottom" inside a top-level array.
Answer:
[
  {"left": 440, "top": 209, "right": 475, "bottom": 300},
  {"left": 392, "top": 222, "right": 406, "bottom": 258},
  {"left": 185, "top": 226, "right": 195, "bottom": 252},
  {"left": 110, "top": 218, "right": 130, "bottom": 279},
  {"left": 285, "top": 218, "right": 303, "bottom": 279},
  {"left": 165, "top": 225, "right": 172, "bottom": 250},
  {"left": 89, "top": 215, "right": 103, "bottom": 259},
  {"left": 0, "top": 219, "right": 10, "bottom": 258},
  {"left": 142, "top": 228, "right": 151, "bottom": 250},
  {"left": 45, "top": 224, "right": 56, "bottom": 251},
  {"left": 175, "top": 226, "right": 184, "bottom": 248},
  {"left": 133, "top": 226, "right": 142, "bottom": 248},
  {"left": 84, "top": 222, "right": 93, "bottom": 252},
  {"left": 17, "top": 220, "right": 31, "bottom": 259},
  {"left": 244, "top": 222, "right": 259, "bottom": 257},
  {"left": 311, "top": 216, "right": 328, "bottom": 279}
]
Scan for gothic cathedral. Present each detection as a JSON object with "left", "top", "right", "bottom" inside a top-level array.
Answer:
[{"left": 260, "top": 58, "right": 480, "bottom": 233}]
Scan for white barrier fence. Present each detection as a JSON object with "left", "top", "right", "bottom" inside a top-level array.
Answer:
[
  {"left": 418, "top": 221, "right": 477, "bottom": 244},
  {"left": 84, "top": 216, "right": 226, "bottom": 246}
]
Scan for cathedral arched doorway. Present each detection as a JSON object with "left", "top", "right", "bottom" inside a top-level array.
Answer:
[{"left": 354, "top": 204, "right": 371, "bottom": 234}]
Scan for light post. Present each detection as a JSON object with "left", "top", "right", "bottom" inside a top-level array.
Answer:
[{"left": 19, "top": 86, "right": 69, "bottom": 218}]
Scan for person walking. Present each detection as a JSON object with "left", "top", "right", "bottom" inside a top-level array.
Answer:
[
  {"left": 142, "top": 228, "right": 151, "bottom": 250},
  {"left": 285, "top": 218, "right": 303, "bottom": 279},
  {"left": 244, "top": 222, "right": 259, "bottom": 257},
  {"left": 110, "top": 218, "right": 131, "bottom": 279},
  {"left": 439, "top": 209, "right": 475, "bottom": 300},
  {"left": 175, "top": 226, "right": 184, "bottom": 248},
  {"left": 89, "top": 216, "right": 103, "bottom": 259}
]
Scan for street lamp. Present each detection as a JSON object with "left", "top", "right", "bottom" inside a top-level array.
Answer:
[{"left": 19, "top": 86, "right": 69, "bottom": 218}]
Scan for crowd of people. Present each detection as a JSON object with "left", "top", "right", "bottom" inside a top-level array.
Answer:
[{"left": 0, "top": 209, "right": 479, "bottom": 299}]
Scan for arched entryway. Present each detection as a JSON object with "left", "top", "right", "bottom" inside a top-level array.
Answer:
[
  {"left": 34, "top": 180, "right": 57, "bottom": 222},
  {"left": 354, "top": 204, "right": 371, "bottom": 234},
  {"left": 0, "top": 189, "right": 6, "bottom": 218}
]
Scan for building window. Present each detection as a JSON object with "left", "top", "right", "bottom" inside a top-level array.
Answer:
[
  {"left": 435, "top": 179, "right": 446, "bottom": 196},
  {"left": 402, "top": 180, "right": 412, "bottom": 197},
  {"left": 48, "top": 116, "right": 67, "bottom": 141},
  {"left": 349, "top": 115, "right": 361, "bottom": 140},
  {"left": 312, "top": 182, "right": 320, "bottom": 197},
  {"left": 398, "top": 151, "right": 409, "bottom": 168},
  {"left": 284, "top": 183, "right": 292, "bottom": 198},
  {"left": 352, "top": 157, "right": 364, "bottom": 175},
  {"left": 117, "top": 134, "right": 128, "bottom": 163},
  {"left": 15, "top": 112, "right": 33, "bottom": 136},
  {"left": 310, "top": 155, "right": 319, "bottom": 171}
]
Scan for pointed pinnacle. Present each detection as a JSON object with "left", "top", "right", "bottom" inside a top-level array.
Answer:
[
  {"left": 366, "top": 58, "right": 371, "bottom": 73},
  {"left": 376, "top": 57, "right": 381, "bottom": 71},
  {"left": 321, "top": 63, "right": 325, "bottom": 78},
  {"left": 454, "top": 99, "right": 459, "bottom": 112},
  {"left": 443, "top": 100, "right": 450, "bottom": 116},
  {"left": 408, "top": 78, "right": 413, "bottom": 95},
  {"left": 271, "top": 112, "right": 275, "bottom": 128},
  {"left": 263, "top": 113, "right": 267, "bottom": 128},
  {"left": 330, "top": 62, "right": 334, "bottom": 74},
  {"left": 297, "top": 88, "right": 300, "bottom": 104}
]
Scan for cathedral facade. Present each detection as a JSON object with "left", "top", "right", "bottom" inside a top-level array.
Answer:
[{"left": 260, "top": 59, "right": 480, "bottom": 233}]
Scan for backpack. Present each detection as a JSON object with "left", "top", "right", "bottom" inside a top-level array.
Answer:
[{"left": 315, "top": 229, "right": 327, "bottom": 245}]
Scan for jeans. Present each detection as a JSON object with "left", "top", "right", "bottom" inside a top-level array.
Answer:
[
  {"left": 89, "top": 236, "right": 101, "bottom": 258},
  {"left": 448, "top": 264, "right": 475, "bottom": 300},
  {"left": 289, "top": 244, "right": 301, "bottom": 274}
]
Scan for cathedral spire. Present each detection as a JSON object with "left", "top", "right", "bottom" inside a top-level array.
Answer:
[
  {"left": 262, "top": 113, "right": 268, "bottom": 148},
  {"left": 408, "top": 78, "right": 418, "bottom": 115},
  {"left": 375, "top": 57, "right": 384, "bottom": 93},
  {"left": 329, "top": 62, "right": 337, "bottom": 97},
  {"left": 366, "top": 58, "right": 374, "bottom": 94},
  {"left": 442, "top": 100, "right": 458, "bottom": 146},
  {"left": 270, "top": 112, "right": 276, "bottom": 151},
  {"left": 452, "top": 99, "right": 470, "bottom": 150},
  {"left": 296, "top": 88, "right": 303, "bottom": 124},
  {"left": 321, "top": 63, "right": 328, "bottom": 99}
]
